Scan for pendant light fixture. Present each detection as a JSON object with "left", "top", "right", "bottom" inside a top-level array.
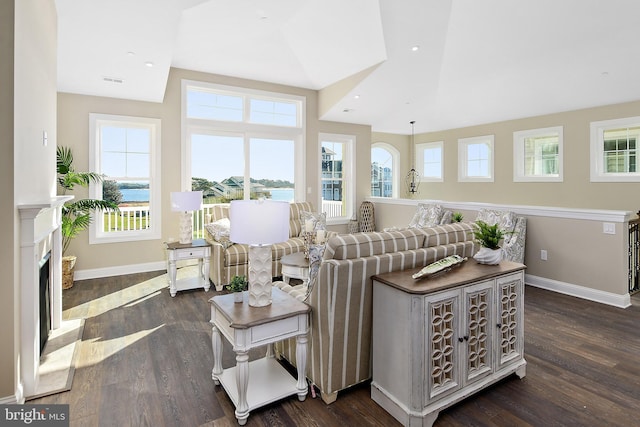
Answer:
[{"left": 405, "top": 120, "right": 421, "bottom": 195}]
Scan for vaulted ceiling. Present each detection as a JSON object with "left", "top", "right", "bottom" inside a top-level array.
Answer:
[{"left": 56, "top": 0, "right": 640, "bottom": 134}]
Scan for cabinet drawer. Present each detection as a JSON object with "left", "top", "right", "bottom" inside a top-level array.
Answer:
[{"left": 175, "top": 247, "right": 207, "bottom": 259}]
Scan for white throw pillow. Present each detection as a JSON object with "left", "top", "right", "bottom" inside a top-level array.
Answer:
[
  {"left": 476, "top": 209, "right": 516, "bottom": 232},
  {"left": 300, "top": 211, "right": 327, "bottom": 236},
  {"left": 205, "top": 218, "right": 233, "bottom": 248},
  {"left": 408, "top": 203, "right": 444, "bottom": 228}
]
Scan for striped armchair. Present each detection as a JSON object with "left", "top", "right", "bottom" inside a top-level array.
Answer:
[
  {"left": 204, "top": 202, "right": 315, "bottom": 290},
  {"left": 275, "top": 223, "right": 478, "bottom": 404}
]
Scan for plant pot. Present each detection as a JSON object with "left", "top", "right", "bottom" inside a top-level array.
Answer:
[
  {"left": 473, "top": 247, "right": 502, "bottom": 265},
  {"left": 62, "top": 255, "right": 77, "bottom": 290},
  {"left": 233, "top": 292, "right": 243, "bottom": 303}
]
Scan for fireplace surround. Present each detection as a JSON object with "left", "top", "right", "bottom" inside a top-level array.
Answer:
[{"left": 18, "top": 195, "right": 72, "bottom": 399}]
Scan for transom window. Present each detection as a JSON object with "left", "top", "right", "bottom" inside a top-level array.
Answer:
[
  {"left": 89, "top": 114, "right": 162, "bottom": 244},
  {"left": 183, "top": 80, "right": 305, "bottom": 212},
  {"left": 513, "top": 126, "right": 563, "bottom": 182},
  {"left": 417, "top": 141, "right": 444, "bottom": 182},
  {"left": 458, "top": 135, "right": 494, "bottom": 182},
  {"left": 591, "top": 116, "right": 640, "bottom": 182}
]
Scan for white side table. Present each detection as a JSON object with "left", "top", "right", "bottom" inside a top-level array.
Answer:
[
  {"left": 280, "top": 252, "right": 309, "bottom": 288},
  {"left": 210, "top": 288, "right": 310, "bottom": 425},
  {"left": 165, "top": 239, "right": 211, "bottom": 297}
]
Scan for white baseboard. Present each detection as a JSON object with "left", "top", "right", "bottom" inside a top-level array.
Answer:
[
  {"left": 1, "top": 382, "right": 23, "bottom": 404},
  {"left": 525, "top": 274, "right": 631, "bottom": 308},
  {"left": 73, "top": 261, "right": 166, "bottom": 281}
]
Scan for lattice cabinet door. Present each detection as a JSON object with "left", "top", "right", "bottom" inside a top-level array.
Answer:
[
  {"left": 424, "top": 288, "right": 461, "bottom": 404},
  {"left": 495, "top": 272, "right": 525, "bottom": 370},
  {"left": 462, "top": 280, "right": 494, "bottom": 386}
]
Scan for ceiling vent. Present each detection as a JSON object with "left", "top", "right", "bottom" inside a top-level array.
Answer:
[{"left": 102, "top": 76, "right": 124, "bottom": 84}]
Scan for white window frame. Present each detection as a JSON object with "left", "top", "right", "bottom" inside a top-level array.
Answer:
[
  {"left": 319, "top": 133, "right": 355, "bottom": 225},
  {"left": 513, "top": 126, "right": 563, "bottom": 182},
  {"left": 89, "top": 113, "right": 162, "bottom": 244},
  {"left": 458, "top": 135, "right": 494, "bottom": 182},
  {"left": 417, "top": 141, "right": 444, "bottom": 182},
  {"left": 371, "top": 142, "right": 399, "bottom": 198},
  {"left": 590, "top": 116, "right": 640, "bottom": 182},
  {"left": 181, "top": 80, "right": 305, "bottom": 200}
]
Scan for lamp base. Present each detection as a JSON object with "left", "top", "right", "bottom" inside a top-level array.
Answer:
[
  {"left": 178, "top": 212, "right": 193, "bottom": 244},
  {"left": 248, "top": 244, "right": 273, "bottom": 307}
]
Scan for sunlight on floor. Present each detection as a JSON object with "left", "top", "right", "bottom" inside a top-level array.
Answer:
[{"left": 70, "top": 266, "right": 200, "bottom": 318}]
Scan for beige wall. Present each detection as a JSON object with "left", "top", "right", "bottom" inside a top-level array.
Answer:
[
  {"left": 2, "top": 0, "right": 58, "bottom": 401},
  {"left": 0, "top": 0, "right": 16, "bottom": 401},
  {"left": 57, "top": 67, "right": 371, "bottom": 272},
  {"left": 373, "top": 100, "right": 640, "bottom": 212},
  {"left": 372, "top": 200, "right": 629, "bottom": 301}
]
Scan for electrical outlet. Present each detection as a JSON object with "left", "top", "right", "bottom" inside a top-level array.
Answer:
[
  {"left": 540, "top": 249, "right": 548, "bottom": 261},
  {"left": 603, "top": 222, "right": 615, "bottom": 235}
]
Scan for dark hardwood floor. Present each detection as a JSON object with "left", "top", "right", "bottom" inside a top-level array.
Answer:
[{"left": 31, "top": 270, "right": 640, "bottom": 426}]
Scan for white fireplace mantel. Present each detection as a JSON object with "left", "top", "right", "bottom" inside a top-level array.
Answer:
[{"left": 18, "top": 195, "right": 72, "bottom": 399}]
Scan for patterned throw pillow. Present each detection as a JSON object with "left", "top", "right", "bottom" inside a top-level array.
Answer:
[
  {"left": 205, "top": 218, "right": 233, "bottom": 248},
  {"left": 408, "top": 203, "right": 444, "bottom": 228},
  {"left": 300, "top": 211, "right": 327, "bottom": 236},
  {"left": 476, "top": 209, "right": 516, "bottom": 232}
]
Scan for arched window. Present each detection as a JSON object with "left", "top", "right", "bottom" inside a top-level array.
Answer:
[{"left": 371, "top": 143, "right": 399, "bottom": 198}]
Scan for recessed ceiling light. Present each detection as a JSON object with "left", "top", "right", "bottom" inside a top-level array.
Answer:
[
  {"left": 127, "top": 51, "right": 136, "bottom": 56},
  {"left": 343, "top": 108, "right": 354, "bottom": 113},
  {"left": 145, "top": 62, "right": 154, "bottom": 68},
  {"left": 411, "top": 45, "right": 420, "bottom": 51},
  {"left": 354, "top": 95, "right": 360, "bottom": 99}
]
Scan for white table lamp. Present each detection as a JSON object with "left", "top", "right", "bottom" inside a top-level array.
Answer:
[
  {"left": 171, "top": 191, "right": 203, "bottom": 244},
  {"left": 230, "top": 199, "right": 290, "bottom": 307}
]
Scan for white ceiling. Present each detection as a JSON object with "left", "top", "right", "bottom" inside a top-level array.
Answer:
[{"left": 55, "top": 0, "right": 640, "bottom": 134}]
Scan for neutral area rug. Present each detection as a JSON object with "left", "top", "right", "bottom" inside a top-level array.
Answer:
[{"left": 26, "top": 318, "right": 84, "bottom": 400}]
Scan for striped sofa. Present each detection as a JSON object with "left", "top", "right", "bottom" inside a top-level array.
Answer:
[
  {"left": 204, "top": 202, "right": 315, "bottom": 290},
  {"left": 275, "top": 222, "right": 478, "bottom": 404}
]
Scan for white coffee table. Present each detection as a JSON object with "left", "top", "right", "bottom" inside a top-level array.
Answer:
[{"left": 280, "top": 252, "right": 309, "bottom": 287}]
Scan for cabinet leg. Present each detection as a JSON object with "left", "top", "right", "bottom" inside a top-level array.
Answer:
[
  {"left": 211, "top": 324, "right": 223, "bottom": 385},
  {"left": 203, "top": 257, "right": 211, "bottom": 291},
  {"left": 235, "top": 351, "right": 250, "bottom": 425},
  {"left": 168, "top": 259, "right": 177, "bottom": 297},
  {"left": 515, "top": 363, "right": 527, "bottom": 379},
  {"left": 422, "top": 411, "right": 439, "bottom": 427},
  {"left": 295, "top": 334, "right": 308, "bottom": 401}
]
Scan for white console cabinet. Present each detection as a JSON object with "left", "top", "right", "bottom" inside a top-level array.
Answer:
[{"left": 371, "top": 260, "right": 527, "bottom": 427}]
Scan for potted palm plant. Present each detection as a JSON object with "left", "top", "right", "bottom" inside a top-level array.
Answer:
[
  {"left": 57, "top": 146, "right": 119, "bottom": 289},
  {"left": 473, "top": 220, "right": 509, "bottom": 265}
]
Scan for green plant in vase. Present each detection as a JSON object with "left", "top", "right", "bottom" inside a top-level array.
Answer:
[
  {"left": 226, "top": 275, "right": 248, "bottom": 302},
  {"left": 452, "top": 212, "right": 464, "bottom": 223},
  {"left": 473, "top": 220, "right": 511, "bottom": 264}
]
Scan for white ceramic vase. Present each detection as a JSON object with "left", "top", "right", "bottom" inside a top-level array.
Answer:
[{"left": 473, "top": 247, "right": 503, "bottom": 265}]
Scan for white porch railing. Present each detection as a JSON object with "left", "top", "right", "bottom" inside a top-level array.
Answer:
[
  {"left": 192, "top": 201, "right": 345, "bottom": 239},
  {"left": 105, "top": 206, "right": 151, "bottom": 231},
  {"left": 104, "top": 201, "right": 346, "bottom": 236}
]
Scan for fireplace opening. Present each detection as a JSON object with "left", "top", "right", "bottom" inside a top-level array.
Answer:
[{"left": 39, "top": 251, "right": 51, "bottom": 353}]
